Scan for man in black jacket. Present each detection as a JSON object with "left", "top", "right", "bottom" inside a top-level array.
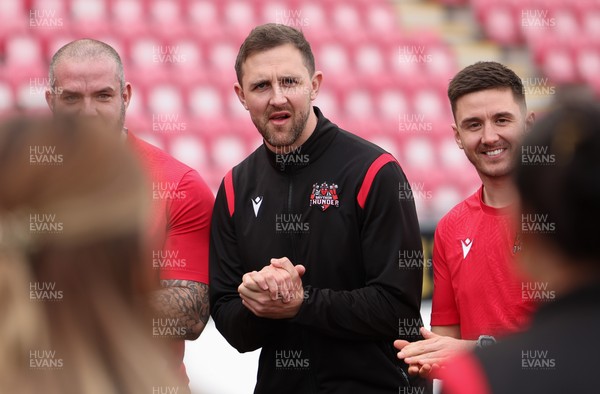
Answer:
[{"left": 209, "top": 23, "right": 429, "bottom": 393}]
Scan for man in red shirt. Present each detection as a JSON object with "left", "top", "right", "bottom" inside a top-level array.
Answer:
[
  {"left": 394, "top": 61, "right": 537, "bottom": 377},
  {"left": 45, "top": 39, "right": 213, "bottom": 390}
]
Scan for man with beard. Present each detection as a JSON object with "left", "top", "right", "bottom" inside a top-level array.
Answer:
[
  {"left": 394, "top": 62, "right": 537, "bottom": 378},
  {"left": 45, "top": 39, "right": 214, "bottom": 391},
  {"left": 209, "top": 24, "right": 429, "bottom": 393}
]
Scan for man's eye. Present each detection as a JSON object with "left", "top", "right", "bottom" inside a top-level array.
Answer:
[
  {"left": 281, "top": 78, "right": 297, "bottom": 86},
  {"left": 468, "top": 122, "right": 481, "bottom": 129},
  {"left": 62, "top": 95, "right": 78, "bottom": 103},
  {"left": 496, "top": 118, "right": 509, "bottom": 125},
  {"left": 255, "top": 83, "right": 268, "bottom": 90},
  {"left": 97, "top": 94, "right": 111, "bottom": 100}
]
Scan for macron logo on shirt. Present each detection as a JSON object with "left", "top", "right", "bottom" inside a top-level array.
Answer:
[
  {"left": 461, "top": 238, "right": 473, "bottom": 259},
  {"left": 251, "top": 196, "right": 263, "bottom": 217}
]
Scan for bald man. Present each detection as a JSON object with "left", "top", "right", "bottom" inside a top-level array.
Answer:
[{"left": 46, "top": 39, "right": 214, "bottom": 390}]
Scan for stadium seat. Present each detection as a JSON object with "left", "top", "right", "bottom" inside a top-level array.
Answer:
[
  {"left": 210, "top": 134, "right": 248, "bottom": 171},
  {"left": 377, "top": 89, "right": 410, "bottom": 126},
  {"left": 481, "top": 3, "right": 520, "bottom": 46},
  {"left": 431, "top": 184, "right": 463, "bottom": 221},
  {"left": 412, "top": 87, "right": 447, "bottom": 122},
  {"left": 187, "top": 0, "right": 223, "bottom": 41},
  {"left": 168, "top": 134, "right": 209, "bottom": 171},
  {"left": 147, "top": 84, "right": 185, "bottom": 115},
  {"left": 369, "top": 135, "right": 401, "bottom": 162},
  {"left": 298, "top": 3, "right": 334, "bottom": 42},
  {"left": 0, "top": 79, "right": 15, "bottom": 113},
  {"left": 330, "top": 3, "right": 366, "bottom": 44},
  {"left": 259, "top": 0, "right": 294, "bottom": 24},
  {"left": 223, "top": 1, "right": 257, "bottom": 35},
  {"left": 188, "top": 84, "right": 225, "bottom": 120},
  {"left": 111, "top": 0, "right": 149, "bottom": 37},
  {"left": 314, "top": 88, "right": 341, "bottom": 120},
  {"left": 403, "top": 136, "right": 437, "bottom": 170},
  {"left": 206, "top": 41, "right": 239, "bottom": 75},
  {"left": 343, "top": 89, "right": 375, "bottom": 120},
  {"left": 541, "top": 46, "right": 577, "bottom": 84},
  {"left": 576, "top": 44, "right": 600, "bottom": 84},
  {"left": 4, "top": 35, "right": 44, "bottom": 68}
]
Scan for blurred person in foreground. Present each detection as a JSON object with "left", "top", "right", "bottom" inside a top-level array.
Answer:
[
  {"left": 395, "top": 62, "right": 537, "bottom": 377},
  {"left": 45, "top": 39, "right": 214, "bottom": 389},
  {"left": 210, "top": 23, "right": 430, "bottom": 393},
  {"left": 0, "top": 116, "right": 181, "bottom": 393},
  {"left": 441, "top": 100, "right": 600, "bottom": 394}
]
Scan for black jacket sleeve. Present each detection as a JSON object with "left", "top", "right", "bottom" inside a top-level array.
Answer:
[
  {"left": 209, "top": 180, "right": 279, "bottom": 352},
  {"left": 290, "top": 162, "right": 424, "bottom": 340}
]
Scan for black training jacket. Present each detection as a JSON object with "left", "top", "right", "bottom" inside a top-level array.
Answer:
[{"left": 210, "top": 107, "right": 430, "bottom": 393}]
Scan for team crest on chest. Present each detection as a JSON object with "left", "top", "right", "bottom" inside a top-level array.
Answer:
[{"left": 309, "top": 182, "right": 340, "bottom": 211}]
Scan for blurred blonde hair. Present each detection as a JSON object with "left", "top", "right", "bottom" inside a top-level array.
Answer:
[{"left": 0, "top": 116, "right": 182, "bottom": 393}]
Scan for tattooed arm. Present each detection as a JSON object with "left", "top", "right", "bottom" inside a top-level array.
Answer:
[{"left": 150, "top": 280, "right": 210, "bottom": 340}]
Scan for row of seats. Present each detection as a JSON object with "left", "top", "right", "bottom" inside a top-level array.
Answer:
[
  {"left": 1, "top": 34, "right": 456, "bottom": 83},
  {"left": 3, "top": 0, "right": 405, "bottom": 32},
  {"left": 472, "top": 0, "right": 600, "bottom": 93}
]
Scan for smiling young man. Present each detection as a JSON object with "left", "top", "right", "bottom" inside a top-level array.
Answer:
[
  {"left": 209, "top": 24, "right": 429, "bottom": 393},
  {"left": 45, "top": 39, "right": 214, "bottom": 391},
  {"left": 394, "top": 62, "right": 537, "bottom": 377}
]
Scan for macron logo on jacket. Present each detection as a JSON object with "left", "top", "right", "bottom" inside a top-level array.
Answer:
[
  {"left": 461, "top": 238, "right": 473, "bottom": 259},
  {"left": 251, "top": 196, "right": 263, "bottom": 217}
]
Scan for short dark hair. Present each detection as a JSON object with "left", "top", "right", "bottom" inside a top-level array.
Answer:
[
  {"left": 235, "top": 23, "right": 315, "bottom": 84},
  {"left": 448, "top": 61, "right": 526, "bottom": 119},
  {"left": 516, "top": 100, "right": 600, "bottom": 265}
]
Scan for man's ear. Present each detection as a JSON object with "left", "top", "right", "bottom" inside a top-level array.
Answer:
[
  {"left": 452, "top": 124, "right": 464, "bottom": 150},
  {"left": 234, "top": 82, "right": 248, "bottom": 110},
  {"left": 45, "top": 88, "right": 54, "bottom": 111},
  {"left": 122, "top": 82, "right": 132, "bottom": 110},
  {"left": 525, "top": 111, "right": 535, "bottom": 131},
  {"left": 309, "top": 71, "right": 323, "bottom": 101}
]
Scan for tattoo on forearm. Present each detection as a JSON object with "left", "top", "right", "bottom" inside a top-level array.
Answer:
[{"left": 150, "top": 280, "right": 210, "bottom": 340}]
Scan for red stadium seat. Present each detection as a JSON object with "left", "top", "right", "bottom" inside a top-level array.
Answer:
[
  {"left": 541, "top": 46, "right": 577, "bottom": 84},
  {"left": 576, "top": 43, "right": 600, "bottom": 84},
  {"left": 168, "top": 134, "right": 209, "bottom": 171},
  {"left": 187, "top": 0, "right": 223, "bottom": 41},
  {"left": 412, "top": 87, "right": 448, "bottom": 122},
  {"left": 4, "top": 35, "right": 44, "bottom": 68},
  {"left": 111, "top": 0, "right": 149, "bottom": 37},
  {"left": 402, "top": 136, "right": 437, "bottom": 170},
  {"left": 259, "top": 0, "right": 294, "bottom": 24},
  {"left": 0, "top": 79, "right": 15, "bottom": 112},
  {"left": 314, "top": 88, "right": 341, "bottom": 120},
  {"left": 343, "top": 88, "right": 375, "bottom": 120},
  {"left": 188, "top": 84, "right": 225, "bottom": 119},
  {"left": 377, "top": 89, "right": 410, "bottom": 124},
  {"left": 209, "top": 133, "right": 249, "bottom": 171},
  {"left": 481, "top": 3, "right": 520, "bottom": 46},
  {"left": 147, "top": 83, "right": 185, "bottom": 116}
]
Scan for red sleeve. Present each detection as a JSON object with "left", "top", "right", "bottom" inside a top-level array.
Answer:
[
  {"left": 159, "top": 169, "right": 214, "bottom": 283},
  {"left": 431, "top": 218, "right": 460, "bottom": 326},
  {"left": 440, "top": 353, "right": 492, "bottom": 394}
]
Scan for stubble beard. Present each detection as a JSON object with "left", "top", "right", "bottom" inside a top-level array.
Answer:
[{"left": 256, "top": 106, "right": 310, "bottom": 148}]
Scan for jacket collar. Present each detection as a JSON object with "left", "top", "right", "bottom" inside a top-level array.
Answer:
[{"left": 264, "top": 107, "right": 339, "bottom": 173}]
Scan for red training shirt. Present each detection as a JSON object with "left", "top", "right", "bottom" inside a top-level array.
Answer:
[
  {"left": 431, "top": 186, "right": 535, "bottom": 340},
  {"left": 128, "top": 132, "right": 214, "bottom": 383}
]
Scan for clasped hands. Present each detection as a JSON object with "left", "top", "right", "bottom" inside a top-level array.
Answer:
[{"left": 238, "top": 257, "right": 306, "bottom": 319}]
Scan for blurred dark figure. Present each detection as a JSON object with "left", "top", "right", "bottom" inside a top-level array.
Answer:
[
  {"left": 0, "top": 116, "right": 182, "bottom": 393},
  {"left": 441, "top": 100, "right": 600, "bottom": 394}
]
